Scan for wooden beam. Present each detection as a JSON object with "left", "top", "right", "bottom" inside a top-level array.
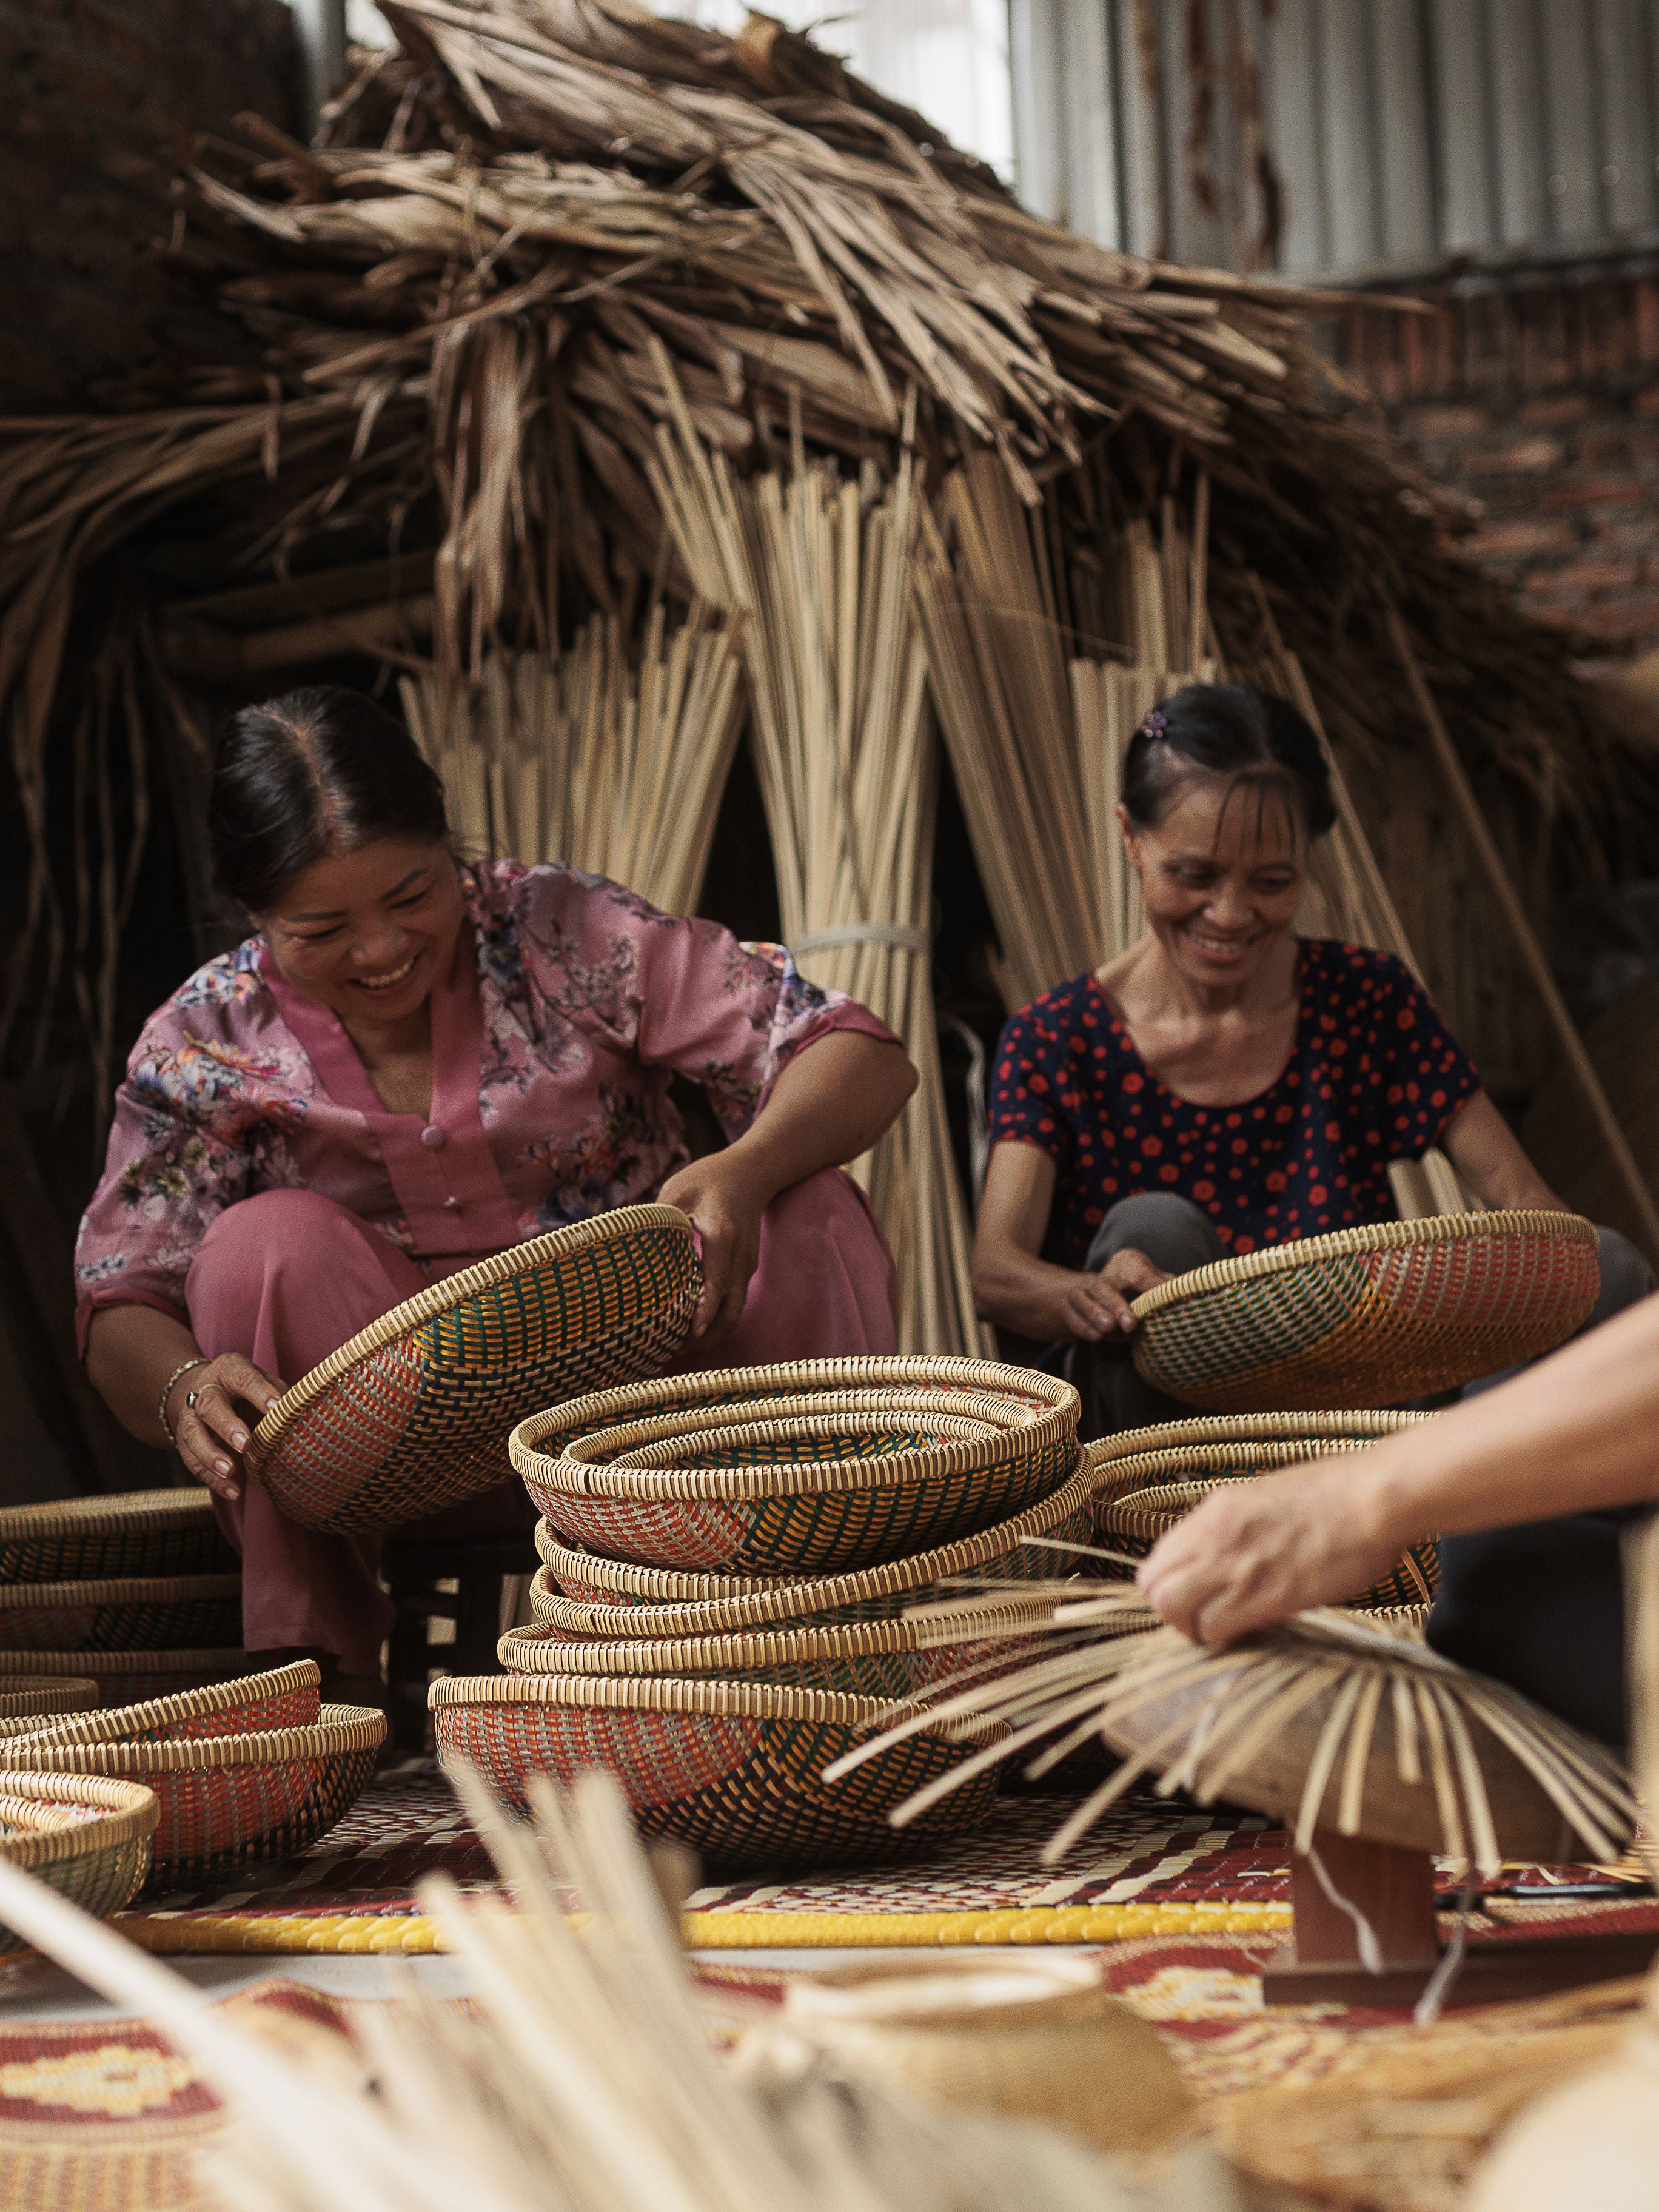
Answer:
[
  {"left": 161, "top": 596, "right": 437, "bottom": 684},
  {"left": 1387, "top": 603, "right": 1659, "bottom": 1259}
]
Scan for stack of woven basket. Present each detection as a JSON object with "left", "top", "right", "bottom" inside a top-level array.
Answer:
[
  {"left": 430, "top": 1357, "right": 1095, "bottom": 1872},
  {"left": 0, "top": 1490, "right": 256, "bottom": 1705}
]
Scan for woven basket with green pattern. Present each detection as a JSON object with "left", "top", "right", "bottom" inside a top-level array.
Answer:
[
  {"left": 1097, "top": 1479, "right": 1439, "bottom": 1611},
  {"left": 0, "top": 1490, "right": 235, "bottom": 1584},
  {"left": 531, "top": 1454, "right": 1101, "bottom": 1638},
  {"left": 0, "top": 1771, "right": 158, "bottom": 1952},
  {"left": 1088, "top": 1411, "right": 1435, "bottom": 1521},
  {"left": 431, "top": 1670, "right": 1005, "bottom": 1873},
  {"left": 513, "top": 1378, "right": 1078, "bottom": 1577},
  {"left": 246, "top": 1203, "right": 700, "bottom": 1534},
  {"left": 1129, "top": 1211, "right": 1599, "bottom": 1411},
  {"left": 0, "top": 1703, "right": 384, "bottom": 1892}
]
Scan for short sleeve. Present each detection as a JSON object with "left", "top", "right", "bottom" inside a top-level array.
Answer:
[
  {"left": 1372, "top": 956, "right": 1481, "bottom": 1156},
  {"left": 987, "top": 1001, "right": 1074, "bottom": 1174},
  {"left": 74, "top": 1028, "right": 257, "bottom": 1354},
  {"left": 509, "top": 866, "right": 900, "bottom": 1140}
]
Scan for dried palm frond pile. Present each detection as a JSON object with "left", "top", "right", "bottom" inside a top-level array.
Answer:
[
  {"left": 3, "top": 0, "right": 1656, "bottom": 1282},
  {"left": 0, "top": 1763, "right": 1238, "bottom": 2212}
]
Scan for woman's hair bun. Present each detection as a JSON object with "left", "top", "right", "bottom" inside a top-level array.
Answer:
[{"left": 1122, "top": 683, "right": 1336, "bottom": 840}]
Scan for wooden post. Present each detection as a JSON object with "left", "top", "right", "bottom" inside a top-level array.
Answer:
[{"left": 1387, "top": 604, "right": 1659, "bottom": 1259}]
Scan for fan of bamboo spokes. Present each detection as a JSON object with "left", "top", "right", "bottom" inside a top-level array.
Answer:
[{"left": 824, "top": 1583, "right": 1636, "bottom": 1875}]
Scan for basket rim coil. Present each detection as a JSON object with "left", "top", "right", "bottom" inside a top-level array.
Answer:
[
  {"left": 430, "top": 1668, "right": 1000, "bottom": 1741},
  {"left": 0, "top": 1772, "right": 159, "bottom": 1872},
  {"left": 0, "top": 1677, "right": 100, "bottom": 1719},
  {"left": 1, "top": 1660, "right": 320, "bottom": 1752},
  {"left": 1129, "top": 1208, "right": 1598, "bottom": 1319},
  {"left": 0, "top": 1649, "right": 254, "bottom": 1678},
  {"left": 1089, "top": 1412, "right": 1432, "bottom": 1464},
  {"left": 0, "top": 1492, "right": 219, "bottom": 1542},
  {"left": 509, "top": 1356, "right": 1079, "bottom": 1466},
  {"left": 0, "top": 1703, "right": 384, "bottom": 1774},
  {"left": 538, "top": 1399, "right": 1076, "bottom": 1503},
  {"left": 498, "top": 1603, "right": 1059, "bottom": 1676},
  {"left": 0, "top": 1572, "right": 242, "bottom": 1614},
  {"left": 247, "top": 1200, "right": 695, "bottom": 1472}
]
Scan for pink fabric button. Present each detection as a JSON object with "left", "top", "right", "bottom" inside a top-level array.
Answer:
[
  {"left": 420, "top": 1125, "right": 447, "bottom": 1150},
  {"left": 443, "top": 1195, "right": 461, "bottom": 1210}
]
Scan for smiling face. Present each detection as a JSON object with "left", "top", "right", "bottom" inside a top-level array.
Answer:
[
  {"left": 1119, "top": 774, "right": 1307, "bottom": 991},
  {"left": 256, "top": 837, "right": 463, "bottom": 1029}
]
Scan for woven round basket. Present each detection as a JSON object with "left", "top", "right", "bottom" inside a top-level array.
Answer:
[
  {"left": 0, "top": 1676, "right": 99, "bottom": 1723},
  {"left": 3, "top": 1660, "right": 320, "bottom": 1752},
  {"left": 0, "top": 1772, "right": 159, "bottom": 1954},
  {"left": 1128, "top": 1210, "right": 1600, "bottom": 1410},
  {"left": 516, "top": 1395, "right": 1078, "bottom": 1578},
  {"left": 430, "top": 1671, "right": 1004, "bottom": 1872},
  {"left": 780, "top": 1956, "right": 1192, "bottom": 2153},
  {"left": 0, "top": 1490, "right": 236, "bottom": 1585},
  {"left": 244, "top": 1203, "right": 701, "bottom": 1535},
  {"left": 498, "top": 1605, "right": 1052, "bottom": 1701},
  {"left": 1098, "top": 1481, "right": 1439, "bottom": 1610},
  {"left": 0, "top": 1575, "right": 242, "bottom": 1654},
  {"left": 0, "top": 1704, "right": 385, "bottom": 1889},
  {"left": 529, "top": 1456, "right": 1101, "bottom": 1638},
  {"left": 0, "top": 1649, "right": 261, "bottom": 1704},
  {"left": 510, "top": 1355, "right": 1078, "bottom": 1459},
  {"left": 1089, "top": 1411, "right": 1434, "bottom": 1515}
]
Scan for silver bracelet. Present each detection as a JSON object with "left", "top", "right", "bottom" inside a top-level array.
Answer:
[{"left": 158, "top": 1356, "right": 209, "bottom": 1449}]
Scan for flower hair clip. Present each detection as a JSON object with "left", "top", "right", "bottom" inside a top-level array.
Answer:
[{"left": 1139, "top": 708, "right": 1168, "bottom": 739}]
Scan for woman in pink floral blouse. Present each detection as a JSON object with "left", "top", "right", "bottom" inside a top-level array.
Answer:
[{"left": 76, "top": 688, "right": 916, "bottom": 1693}]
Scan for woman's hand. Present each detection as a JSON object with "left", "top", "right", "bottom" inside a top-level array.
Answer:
[
  {"left": 657, "top": 1155, "right": 768, "bottom": 1347},
  {"left": 165, "top": 1354, "right": 287, "bottom": 1504},
  {"left": 1054, "top": 1248, "right": 1167, "bottom": 1341},
  {"left": 1136, "top": 1461, "right": 1412, "bottom": 1643}
]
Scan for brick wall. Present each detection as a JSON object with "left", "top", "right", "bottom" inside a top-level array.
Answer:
[
  {"left": 0, "top": 0, "right": 297, "bottom": 409},
  {"left": 1336, "top": 262, "right": 1659, "bottom": 654}
]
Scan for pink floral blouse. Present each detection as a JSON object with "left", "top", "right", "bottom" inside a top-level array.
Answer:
[{"left": 75, "top": 860, "right": 895, "bottom": 1348}]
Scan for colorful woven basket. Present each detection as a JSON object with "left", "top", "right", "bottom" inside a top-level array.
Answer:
[
  {"left": 0, "top": 1772, "right": 158, "bottom": 1953},
  {"left": 431, "top": 1671, "right": 1005, "bottom": 1872},
  {"left": 2, "top": 1660, "right": 321, "bottom": 1751},
  {"left": 529, "top": 1455, "right": 1101, "bottom": 1638},
  {"left": 1128, "top": 1210, "right": 1600, "bottom": 1410},
  {"left": 0, "top": 1490, "right": 236, "bottom": 1584},
  {"left": 514, "top": 1393, "right": 1078, "bottom": 1577},
  {"left": 0, "top": 1575, "right": 243, "bottom": 1654},
  {"left": 0, "top": 1703, "right": 384, "bottom": 1891},
  {"left": 0, "top": 1649, "right": 261, "bottom": 1704},
  {"left": 498, "top": 1608, "right": 1050, "bottom": 1700},
  {"left": 1088, "top": 1411, "right": 1435, "bottom": 1519},
  {"left": 0, "top": 1676, "right": 99, "bottom": 1723},
  {"left": 246, "top": 1203, "right": 701, "bottom": 1535},
  {"left": 1098, "top": 1480, "right": 1439, "bottom": 1610}
]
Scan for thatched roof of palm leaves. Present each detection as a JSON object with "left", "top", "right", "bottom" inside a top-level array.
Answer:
[{"left": 2, "top": 0, "right": 1654, "bottom": 1075}]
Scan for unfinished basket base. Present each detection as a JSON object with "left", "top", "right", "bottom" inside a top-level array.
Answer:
[{"left": 1262, "top": 1831, "right": 1659, "bottom": 2009}]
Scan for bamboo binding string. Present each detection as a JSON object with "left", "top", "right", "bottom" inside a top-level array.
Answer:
[
  {"left": 649, "top": 366, "right": 987, "bottom": 1357},
  {"left": 1387, "top": 603, "right": 1659, "bottom": 1256}
]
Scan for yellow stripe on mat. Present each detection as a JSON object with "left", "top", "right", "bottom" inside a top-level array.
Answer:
[{"left": 115, "top": 1901, "right": 1292, "bottom": 1955}]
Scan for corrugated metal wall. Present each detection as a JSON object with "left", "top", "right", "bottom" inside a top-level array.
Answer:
[{"left": 1012, "top": 0, "right": 1659, "bottom": 278}]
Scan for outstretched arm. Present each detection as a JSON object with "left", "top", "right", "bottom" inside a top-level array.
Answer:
[
  {"left": 1138, "top": 1284, "right": 1659, "bottom": 1642},
  {"left": 659, "top": 1030, "right": 916, "bottom": 1346}
]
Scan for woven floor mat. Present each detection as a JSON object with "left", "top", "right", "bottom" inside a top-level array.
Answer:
[{"left": 107, "top": 1759, "right": 1656, "bottom": 1956}]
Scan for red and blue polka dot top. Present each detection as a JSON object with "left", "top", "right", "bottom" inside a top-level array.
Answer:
[{"left": 988, "top": 940, "right": 1480, "bottom": 1265}]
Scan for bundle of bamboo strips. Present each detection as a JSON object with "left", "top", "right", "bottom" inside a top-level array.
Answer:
[
  {"left": 400, "top": 602, "right": 744, "bottom": 916},
  {"left": 649, "top": 374, "right": 986, "bottom": 1356}
]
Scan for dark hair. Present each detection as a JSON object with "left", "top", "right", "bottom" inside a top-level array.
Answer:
[
  {"left": 209, "top": 685, "right": 449, "bottom": 913},
  {"left": 1121, "top": 683, "right": 1336, "bottom": 841}
]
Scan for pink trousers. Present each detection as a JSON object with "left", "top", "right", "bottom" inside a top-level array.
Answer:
[{"left": 190, "top": 1172, "right": 897, "bottom": 1674}]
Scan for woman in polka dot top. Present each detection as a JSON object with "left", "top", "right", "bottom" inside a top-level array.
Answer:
[{"left": 971, "top": 683, "right": 1650, "bottom": 1439}]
